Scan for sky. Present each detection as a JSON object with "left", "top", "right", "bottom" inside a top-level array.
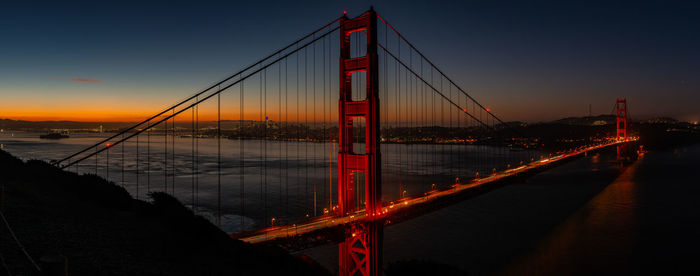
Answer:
[{"left": 1, "top": 0, "right": 698, "bottom": 123}]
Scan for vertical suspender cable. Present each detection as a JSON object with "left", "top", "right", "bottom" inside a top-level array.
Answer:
[
  {"left": 457, "top": 84, "right": 461, "bottom": 181},
  {"left": 260, "top": 68, "right": 265, "bottom": 225},
  {"left": 322, "top": 35, "right": 327, "bottom": 213},
  {"left": 121, "top": 133, "right": 125, "bottom": 187},
  {"left": 328, "top": 32, "right": 333, "bottom": 211},
  {"left": 192, "top": 104, "right": 195, "bottom": 210},
  {"left": 164, "top": 119, "right": 168, "bottom": 192},
  {"left": 285, "top": 57, "right": 289, "bottom": 220},
  {"left": 218, "top": 85, "right": 222, "bottom": 227},
  {"left": 304, "top": 46, "right": 309, "bottom": 216},
  {"left": 195, "top": 96, "right": 199, "bottom": 209},
  {"left": 431, "top": 67, "right": 436, "bottom": 179},
  {"left": 278, "top": 54, "right": 283, "bottom": 220},
  {"left": 313, "top": 35, "right": 317, "bottom": 217},
  {"left": 172, "top": 109, "right": 175, "bottom": 195},
  {"left": 440, "top": 76, "right": 444, "bottom": 176},
  {"left": 264, "top": 69, "right": 268, "bottom": 226},
  {"left": 240, "top": 79, "right": 245, "bottom": 232},
  {"left": 382, "top": 22, "right": 387, "bottom": 200},
  {"left": 397, "top": 33, "right": 402, "bottom": 198},
  {"left": 147, "top": 121, "right": 150, "bottom": 192},
  {"left": 409, "top": 50, "right": 413, "bottom": 181},
  {"left": 136, "top": 133, "right": 139, "bottom": 200},
  {"left": 296, "top": 45, "right": 301, "bottom": 218},
  {"left": 421, "top": 58, "right": 426, "bottom": 182},
  {"left": 449, "top": 82, "right": 453, "bottom": 181}
]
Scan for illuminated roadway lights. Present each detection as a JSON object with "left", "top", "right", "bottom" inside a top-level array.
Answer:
[{"left": 251, "top": 141, "right": 621, "bottom": 244}]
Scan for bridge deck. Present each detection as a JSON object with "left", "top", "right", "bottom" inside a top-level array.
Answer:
[{"left": 235, "top": 140, "right": 633, "bottom": 244}]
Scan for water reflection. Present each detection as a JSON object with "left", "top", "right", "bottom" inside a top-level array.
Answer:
[
  {"left": 499, "top": 156, "right": 640, "bottom": 275},
  {"left": 304, "top": 148, "right": 630, "bottom": 274}
]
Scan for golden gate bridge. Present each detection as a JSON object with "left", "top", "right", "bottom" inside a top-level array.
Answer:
[{"left": 51, "top": 8, "right": 635, "bottom": 276}]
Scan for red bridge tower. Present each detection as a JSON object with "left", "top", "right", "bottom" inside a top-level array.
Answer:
[
  {"left": 337, "top": 8, "right": 383, "bottom": 276},
  {"left": 616, "top": 99, "right": 627, "bottom": 141},
  {"left": 616, "top": 99, "right": 628, "bottom": 159}
]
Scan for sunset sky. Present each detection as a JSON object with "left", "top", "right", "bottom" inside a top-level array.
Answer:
[{"left": 1, "top": 1, "right": 698, "bottom": 123}]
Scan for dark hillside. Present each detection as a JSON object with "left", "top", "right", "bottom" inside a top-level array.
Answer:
[{"left": 0, "top": 150, "right": 329, "bottom": 276}]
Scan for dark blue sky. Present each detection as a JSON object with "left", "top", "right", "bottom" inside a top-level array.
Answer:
[{"left": 1, "top": 0, "right": 698, "bottom": 122}]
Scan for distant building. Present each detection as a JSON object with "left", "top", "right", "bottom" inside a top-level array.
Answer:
[{"left": 592, "top": 120, "right": 607, "bottom": 126}]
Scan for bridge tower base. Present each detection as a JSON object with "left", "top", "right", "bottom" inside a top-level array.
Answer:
[{"left": 339, "top": 222, "right": 383, "bottom": 276}]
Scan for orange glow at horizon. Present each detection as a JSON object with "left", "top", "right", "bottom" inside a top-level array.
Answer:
[
  {"left": 2, "top": 109, "right": 340, "bottom": 123},
  {"left": 2, "top": 92, "right": 499, "bottom": 123},
  {"left": 2, "top": 107, "right": 490, "bottom": 124},
  {"left": 2, "top": 110, "right": 149, "bottom": 122}
]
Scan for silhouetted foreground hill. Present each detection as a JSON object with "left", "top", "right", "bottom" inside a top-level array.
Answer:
[{"left": 0, "top": 150, "right": 329, "bottom": 276}]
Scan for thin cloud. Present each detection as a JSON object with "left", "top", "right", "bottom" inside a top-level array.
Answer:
[{"left": 70, "top": 78, "right": 102, "bottom": 83}]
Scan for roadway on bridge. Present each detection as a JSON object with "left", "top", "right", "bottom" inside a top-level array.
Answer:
[{"left": 237, "top": 140, "right": 633, "bottom": 244}]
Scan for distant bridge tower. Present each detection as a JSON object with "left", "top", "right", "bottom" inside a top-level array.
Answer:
[
  {"left": 616, "top": 99, "right": 627, "bottom": 141},
  {"left": 616, "top": 99, "right": 628, "bottom": 159},
  {"left": 337, "top": 8, "right": 383, "bottom": 276}
]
